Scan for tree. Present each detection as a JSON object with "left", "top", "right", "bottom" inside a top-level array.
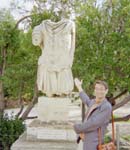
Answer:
[
  {"left": 73, "top": 0, "right": 130, "bottom": 121},
  {"left": 0, "top": 9, "right": 19, "bottom": 117}
]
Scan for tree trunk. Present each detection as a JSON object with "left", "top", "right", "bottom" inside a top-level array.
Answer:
[
  {"left": 113, "top": 94, "right": 130, "bottom": 110},
  {"left": 0, "top": 46, "right": 7, "bottom": 117},
  {"left": 114, "top": 114, "right": 130, "bottom": 122},
  {"left": 20, "top": 82, "right": 38, "bottom": 121},
  {"left": 15, "top": 82, "right": 24, "bottom": 118},
  {"left": 0, "top": 81, "right": 4, "bottom": 117}
]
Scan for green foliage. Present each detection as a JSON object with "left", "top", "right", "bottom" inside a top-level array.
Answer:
[
  {"left": 0, "top": 10, "right": 15, "bottom": 45},
  {"left": 122, "top": 135, "right": 130, "bottom": 141},
  {"left": 72, "top": 0, "right": 130, "bottom": 96},
  {"left": 30, "top": 0, "right": 76, "bottom": 28},
  {"left": 0, "top": 114, "right": 25, "bottom": 149},
  {"left": 104, "top": 135, "right": 112, "bottom": 143},
  {"left": 31, "top": 11, "right": 55, "bottom": 28},
  {"left": 0, "top": 10, "right": 19, "bottom": 67},
  {"left": 3, "top": 30, "right": 38, "bottom": 99},
  {"left": 0, "top": 10, "right": 39, "bottom": 101}
]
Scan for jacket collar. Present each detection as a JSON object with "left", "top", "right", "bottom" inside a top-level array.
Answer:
[
  {"left": 94, "top": 98, "right": 107, "bottom": 108},
  {"left": 86, "top": 99, "right": 107, "bottom": 120}
]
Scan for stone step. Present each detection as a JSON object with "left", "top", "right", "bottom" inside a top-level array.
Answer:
[{"left": 11, "top": 132, "right": 77, "bottom": 150}]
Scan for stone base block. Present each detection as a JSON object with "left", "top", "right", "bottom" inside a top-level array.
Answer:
[
  {"left": 11, "top": 132, "right": 77, "bottom": 150},
  {"left": 26, "top": 119, "right": 76, "bottom": 142},
  {"left": 37, "top": 96, "right": 72, "bottom": 122}
]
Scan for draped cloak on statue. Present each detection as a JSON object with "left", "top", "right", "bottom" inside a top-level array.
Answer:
[{"left": 32, "top": 19, "right": 75, "bottom": 97}]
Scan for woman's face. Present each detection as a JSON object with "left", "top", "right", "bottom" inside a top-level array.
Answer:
[{"left": 94, "top": 83, "right": 108, "bottom": 99}]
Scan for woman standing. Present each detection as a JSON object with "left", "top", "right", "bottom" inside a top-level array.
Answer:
[{"left": 73, "top": 78, "right": 112, "bottom": 150}]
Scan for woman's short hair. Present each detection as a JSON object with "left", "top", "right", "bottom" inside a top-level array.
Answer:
[{"left": 94, "top": 80, "right": 108, "bottom": 90}]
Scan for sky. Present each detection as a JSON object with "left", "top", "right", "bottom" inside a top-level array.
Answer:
[
  {"left": 0, "top": 0, "right": 13, "bottom": 9},
  {"left": 0, "top": 0, "right": 105, "bottom": 31},
  {"left": 0, "top": 0, "right": 105, "bottom": 21},
  {"left": 0, "top": 0, "right": 10, "bottom": 8},
  {"left": 0, "top": 0, "right": 33, "bottom": 20},
  {"left": 0, "top": 0, "right": 105, "bottom": 9},
  {"left": 0, "top": 0, "right": 34, "bottom": 30},
  {"left": 0, "top": 0, "right": 32, "bottom": 9}
]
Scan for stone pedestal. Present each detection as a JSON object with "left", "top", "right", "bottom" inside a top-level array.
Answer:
[
  {"left": 37, "top": 97, "right": 71, "bottom": 122},
  {"left": 11, "top": 132, "right": 77, "bottom": 150},
  {"left": 26, "top": 119, "right": 76, "bottom": 142},
  {"left": 11, "top": 96, "right": 81, "bottom": 150}
]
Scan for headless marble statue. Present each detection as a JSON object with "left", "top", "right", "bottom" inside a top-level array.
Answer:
[{"left": 32, "top": 19, "right": 75, "bottom": 97}]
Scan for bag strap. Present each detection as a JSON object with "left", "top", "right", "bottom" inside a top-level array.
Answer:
[
  {"left": 111, "top": 111, "right": 115, "bottom": 142},
  {"left": 98, "top": 127, "right": 102, "bottom": 145},
  {"left": 98, "top": 112, "right": 115, "bottom": 145}
]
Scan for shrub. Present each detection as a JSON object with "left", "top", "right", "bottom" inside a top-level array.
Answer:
[{"left": 0, "top": 113, "right": 25, "bottom": 150}]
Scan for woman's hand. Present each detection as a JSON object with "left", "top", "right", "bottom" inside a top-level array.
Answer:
[
  {"left": 79, "top": 132, "right": 85, "bottom": 141},
  {"left": 74, "top": 78, "right": 83, "bottom": 92}
]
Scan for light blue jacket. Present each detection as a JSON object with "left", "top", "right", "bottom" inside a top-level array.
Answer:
[{"left": 74, "top": 91, "right": 112, "bottom": 150}]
